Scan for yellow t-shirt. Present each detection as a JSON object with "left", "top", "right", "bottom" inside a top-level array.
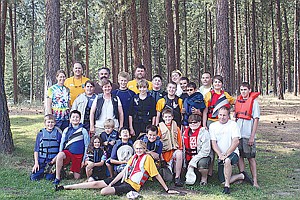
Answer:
[
  {"left": 125, "top": 154, "right": 159, "bottom": 191},
  {"left": 127, "top": 79, "right": 153, "bottom": 94},
  {"left": 204, "top": 90, "right": 235, "bottom": 121},
  {"left": 64, "top": 76, "right": 89, "bottom": 106}
]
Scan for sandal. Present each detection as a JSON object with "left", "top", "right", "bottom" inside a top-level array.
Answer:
[{"left": 200, "top": 181, "right": 207, "bottom": 186}]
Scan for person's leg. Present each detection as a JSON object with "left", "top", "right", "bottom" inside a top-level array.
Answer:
[
  {"left": 73, "top": 172, "right": 81, "bottom": 179},
  {"left": 223, "top": 158, "right": 232, "bottom": 188},
  {"left": 248, "top": 158, "right": 259, "bottom": 187},
  {"left": 199, "top": 168, "right": 208, "bottom": 184},
  {"left": 85, "top": 161, "right": 93, "bottom": 178},
  {"left": 64, "top": 180, "right": 108, "bottom": 190},
  {"left": 197, "top": 157, "right": 211, "bottom": 184},
  {"left": 238, "top": 156, "right": 245, "bottom": 172},
  {"left": 55, "top": 152, "right": 67, "bottom": 181},
  {"left": 175, "top": 150, "right": 183, "bottom": 179},
  {"left": 106, "top": 162, "right": 114, "bottom": 178},
  {"left": 100, "top": 186, "right": 116, "bottom": 195}
]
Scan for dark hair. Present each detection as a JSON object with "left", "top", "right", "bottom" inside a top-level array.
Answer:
[
  {"left": 188, "top": 114, "right": 202, "bottom": 123},
  {"left": 187, "top": 82, "right": 197, "bottom": 89},
  {"left": 146, "top": 125, "right": 158, "bottom": 134},
  {"left": 87, "top": 135, "right": 102, "bottom": 152},
  {"left": 136, "top": 64, "right": 146, "bottom": 71},
  {"left": 119, "top": 127, "right": 129, "bottom": 133},
  {"left": 98, "top": 67, "right": 111, "bottom": 74},
  {"left": 85, "top": 80, "right": 95, "bottom": 87},
  {"left": 180, "top": 77, "right": 189, "bottom": 83},
  {"left": 240, "top": 82, "right": 251, "bottom": 89},
  {"left": 152, "top": 74, "right": 163, "bottom": 81},
  {"left": 213, "top": 75, "right": 223, "bottom": 84},
  {"left": 101, "top": 79, "right": 112, "bottom": 87},
  {"left": 70, "top": 110, "right": 81, "bottom": 119},
  {"left": 56, "top": 70, "right": 66, "bottom": 77},
  {"left": 162, "top": 108, "right": 174, "bottom": 117}
]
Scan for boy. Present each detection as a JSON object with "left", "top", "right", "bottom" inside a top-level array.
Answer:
[
  {"left": 53, "top": 110, "right": 90, "bottom": 185},
  {"left": 139, "top": 125, "right": 163, "bottom": 161},
  {"left": 158, "top": 108, "right": 183, "bottom": 187},
  {"left": 109, "top": 127, "right": 133, "bottom": 174},
  {"left": 149, "top": 75, "right": 167, "bottom": 103},
  {"left": 30, "top": 114, "right": 62, "bottom": 181},
  {"left": 112, "top": 72, "right": 135, "bottom": 129},
  {"left": 235, "top": 82, "right": 260, "bottom": 187},
  {"left": 156, "top": 81, "right": 183, "bottom": 126},
  {"left": 179, "top": 77, "right": 189, "bottom": 101},
  {"left": 100, "top": 119, "right": 119, "bottom": 177}
]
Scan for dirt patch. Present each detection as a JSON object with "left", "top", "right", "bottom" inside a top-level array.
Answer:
[{"left": 8, "top": 105, "right": 44, "bottom": 115}]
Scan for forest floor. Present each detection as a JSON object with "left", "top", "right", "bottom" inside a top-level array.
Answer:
[{"left": 2, "top": 93, "right": 300, "bottom": 199}]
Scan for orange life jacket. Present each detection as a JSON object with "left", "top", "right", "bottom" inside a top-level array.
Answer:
[
  {"left": 235, "top": 92, "right": 260, "bottom": 120},
  {"left": 184, "top": 127, "right": 200, "bottom": 162},
  {"left": 208, "top": 90, "right": 230, "bottom": 119}
]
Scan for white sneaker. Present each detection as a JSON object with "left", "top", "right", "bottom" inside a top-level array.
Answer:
[{"left": 185, "top": 167, "right": 196, "bottom": 185}]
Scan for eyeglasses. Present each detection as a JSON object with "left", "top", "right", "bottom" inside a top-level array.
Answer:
[
  {"left": 135, "top": 147, "right": 145, "bottom": 150},
  {"left": 189, "top": 121, "right": 199, "bottom": 124}
]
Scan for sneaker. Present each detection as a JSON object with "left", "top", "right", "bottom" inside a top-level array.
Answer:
[
  {"left": 55, "top": 185, "right": 64, "bottom": 191},
  {"left": 175, "top": 177, "right": 184, "bottom": 187},
  {"left": 242, "top": 171, "right": 254, "bottom": 185},
  {"left": 185, "top": 168, "right": 196, "bottom": 185},
  {"left": 53, "top": 178, "right": 60, "bottom": 185},
  {"left": 222, "top": 186, "right": 230, "bottom": 194}
]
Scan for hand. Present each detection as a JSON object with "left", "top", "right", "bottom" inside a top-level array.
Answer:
[
  {"left": 32, "top": 163, "right": 39, "bottom": 173},
  {"left": 248, "top": 137, "right": 255, "bottom": 146},
  {"left": 81, "top": 162, "right": 85, "bottom": 168},
  {"left": 109, "top": 140, "right": 115, "bottom": 145},
  {"left": 90, "top": 127, "right": 95, "bottom": 135},
  {"left": 129, "top": 127, "right": 135, "bottom": 136}
]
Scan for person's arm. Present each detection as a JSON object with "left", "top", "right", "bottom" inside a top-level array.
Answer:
[
  {"left": 32, "top": 152, "right": 39, "bottom": 173},
  {"left": 110, "top": 158, "right": 127, "bottom": 165},
  {"left": 128, "top": 116, "right": 135, "bottom": 136},
  {"left": 155, "top": 111, "right": 161, "bottom": 126},
  {"left": 223, "top": 137, "right": 239, "bottom": 158},
  {"left": 117, "top": 99, "right": 124, "bottom": 129},
  {"left": 249, "top": 117, "right": 259, "bottom": 145},
  {"left": 46, "top": 97, "right": 52, "bottom": 115},
  {"left": 82, "top": 129, "right": 90, "bottom": 163},
  {"left": 202, "top": 107, "right": 208, "bottom": 128},
  {"left": 211, "top": 140, "right": 224, "bottom": 160},
  {"left": 108, "top": 168, "right": 126, "bottom": 187},
  {"left": 94, "top": 160, "right": 105, "bottom": 167},
  {"left": 89, "top": 99, "right": 97, "bottom": 135}
]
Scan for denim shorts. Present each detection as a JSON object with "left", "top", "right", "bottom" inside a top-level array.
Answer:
[{"left": 217, "top": 152, "right": 239, "bottom": 183}]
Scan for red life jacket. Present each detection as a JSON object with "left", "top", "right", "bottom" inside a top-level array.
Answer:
[
  {"left": 207, "top": 90, "right": 230, "bottom": 119},
  {"left": 128, "top": 154, "right": 149, "bottom": 186},
  {"left": 235, "top": 92, "right": 260, "bottom": 120},
  {"left": 184, "top": 127, "right": 200, "bottom": 162}
]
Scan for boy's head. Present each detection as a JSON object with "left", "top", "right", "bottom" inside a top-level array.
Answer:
[
  {"left": 186, "top": 82, "right": 197, "bottom": 96},
  {"left": 119, "top": 127, "right": 130, "bottom": 140},
  {"left": 44, "top": 114, "right": 56, "bottom": 131},
  {"left": 136, "top": 79, "right": 149, "bottom": 94},
  {"left": 212, "top": 75, "right": 223, "bottom": 90},
  {"left": 70, "top": 110, "right": 81, "bottom": 126},
  {"left": 201, "top": 72, "right": 212, "bottom": 86},
  {"left": 240, "top": 82, "right": 251, "bottom": 99},
  {"left": 162, "top": 108, "right": 174, "bottom": 125},
  {"left": 152, "top": 75, "right": 163, "bottom": 90},
  {"left": 167, "top": 81, "right": 177, "bottom": 96},
  {"left": 171, "top": 70, "right": 182, "bottom": 84},
  {"left": 179, "top": 77, "right": 189, "bottom": 91},
  {"left": 133, "top": 140, "right": 147, "bottom": 155},
  {"left": 118, "top": 71, "right": 130, "bottom": 89},
  {"left": 146, "top": 125, "right": 158, "bottom": 142},
  {"left": 84, "top": 80, "right": 95, "bottom": 95},
  {"left": 104, "top": 119, "right": 115, "bottom": 134}
]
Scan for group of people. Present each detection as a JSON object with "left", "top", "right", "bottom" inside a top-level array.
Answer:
[{"left": 30, "top": 62, "right": 260, "bottom": 196}]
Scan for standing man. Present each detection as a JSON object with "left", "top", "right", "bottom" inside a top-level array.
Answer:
[
  {"left": 198, "top": 72, "right": 213, "bottom": 97},
  {"left": 209, "top": 106, "right": 253, "bottom": 194},
  {"left": 64, "top": 62, "right": 89, "bottom": 106},
  {"left": 235, "top": 82, "right": 260, "bottom": 188},
  {"left": 94, "top": 67, "right": 119, "bottom": 94},
  {"left": 127, "top": 64, "right": 153, "bottom": 94}
]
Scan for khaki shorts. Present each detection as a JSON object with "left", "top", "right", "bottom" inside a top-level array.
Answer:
[
  {"left": 238, "top": 138, "right": 256, "bottom": 158},
  {"left": 196, "top": 156, "right": 211, "bottom": 169}
]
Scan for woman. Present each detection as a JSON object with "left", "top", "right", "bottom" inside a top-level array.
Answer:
[
  {"left": 56, "top": 140, "right": 179, "bottom": 196},
  {"left": 46, "top": 70, "right": 70, "bottom": 131},
  {"left": 90, "top": 79, "right": 124, "bottom": 135},
  {"left": 128, "top": 79, "right": 156, "bottom": 141}
]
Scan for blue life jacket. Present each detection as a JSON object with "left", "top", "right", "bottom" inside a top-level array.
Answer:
[
  {"left": 141, "top": 135, "right": 161, "bottom": 153},
  {"left": 95, "top": 93, "right": 119, "bottom": 120},
  {"left": 87, "top": 147, "right": 104, "bottom": 163},
  {"left": 38, "top": 127, "right": 61, "bottom": 160},
  {"left": 183, "top": 92, "right": 206, "bottom": 126},
  {"left": 63, "top": 124, "right": 85, "bottom": 155}
]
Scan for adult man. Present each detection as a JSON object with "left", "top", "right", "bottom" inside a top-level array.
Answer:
[
  {"left": 209, "top": 106, "right": 253, "bottom": 194},
  {"left": 149, "top": 75, "right": 167, "bottom": 103},
  {"left": 198, "top": 72, "right": 212, "bottom": 96},
  {"left": 127, "top": 65, "right": 153, "bottom": 94},
  {"left": 235, "top": 82, "right": 260, "bottom": 187},
  {"left": 94, "top": 67, "right": 118, "bottom": 94},
  {"left": 64, "top": 62, "right": 89, "bottom": 106},
  {"left": 71, "top": 80, "right": 97, "bottom": 132}
]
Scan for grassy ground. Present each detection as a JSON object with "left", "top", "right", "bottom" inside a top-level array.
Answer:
[{"left": 1, "top": 95, "right": 300, "bottom": 199}]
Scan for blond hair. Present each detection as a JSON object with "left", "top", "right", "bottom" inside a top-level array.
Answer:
[{"left": 104, "top": 119, "right": 115, "bottom": 128}]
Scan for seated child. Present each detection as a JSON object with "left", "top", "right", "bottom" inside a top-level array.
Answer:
[
  {"left": 85, "top": 135, "right": 107, "bottom": 182},
  {"left": 139, "top": 125, "right": 163, "bottom": 161},
  {"left": 100, "top": 119, "right": 119, "bottom": 177},
  {"left": 158, "top": 108, "right": 183, "bottom": 187},
  {"left": 30, "top": 114, "right": 62, "bottom": 181},
  {"left": 109, "top": 127, "right": 133, "bottom": 175}
]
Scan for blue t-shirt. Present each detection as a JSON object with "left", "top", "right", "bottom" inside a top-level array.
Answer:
[
  {"left": 110, "top": 139, "right": 133, "bottom": 160},
  {"left": 100, "top": 130, "right": 119, "bottom": 156}
]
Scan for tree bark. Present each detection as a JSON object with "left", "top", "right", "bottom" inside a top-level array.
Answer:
[
  {"left": 216, "top": 0, "right": 230, "bottom": 93},
  {"left": 0, "top": 0, "right": 14, "bottom": 153},
  {"left": 109, "top": 22, "right": 115, "bottom": 79},
  {"left": 209, "top": 10, "right": 214, "bottom": 76},
  {"left": 283, "top": 5, "right": 292, "bottom": 93},
  {"left": 229, "top": 0, "right": 235, "bottom": 93},
  {"left": 165, "top": 0, "right": 176, "bottom": 74},
  {"left": 122, "top": 11, "right": 128, "bottom": 72},
  {"left": 85, "top": 0, "right": 89, "bottom": 77},
  {"left": 271, "top": 1, "right": 277, "bottom": 95},
  {"left": 113, "top": 19, "right": 119, "bottom": 83},
  {"left": 244, "top": 0, "right": 249, "bottom": 82},
  {"left": 174, "top": 0, "right": 180, "bottom": 71},
  {"left": 234, "top": 0, "right": 240, "bottom": 89},
  {"left": 30, "top": 0, "right": 34, "bottom": 103},
  {"left": 130, "top": 0, "right": 141, "bottom": 69},
  {"left": 294, "top": 0, "right": 299, "bottom": 96},
  {"left": 183, "top": 0, "right": 188, "bottom": 75},
  {"left": 275, "top": 0, "right": 284, "bottom": 99},
  {"left": 251, "top": 0, "right": 257, "bottom": 91}
]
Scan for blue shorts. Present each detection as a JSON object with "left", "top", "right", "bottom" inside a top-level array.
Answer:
[
  {"left": 30, "top": 163, "right": 55, "bottom": 181},
  {"left": 217, "top": 152, "right": 239, "bottom": 183}
]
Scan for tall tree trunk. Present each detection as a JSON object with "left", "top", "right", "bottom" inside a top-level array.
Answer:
[
  {"left": 9, "top": 3, "right": 17, "bottom": 104},
  {"left": 114, "top": 19, "right": 119, "bottom": 83},
  {"left": 122, "top": 11, "right": 128, "bottom": 72},
  {"left": 209, "top": 10, "right": 214, "bottom": 76},
  {"left": 275, "top": 0, "right": 284, "bottom": 99},
  {"left": 0, "top": 0, "right": 14, "bottom": 153},
  {"left": 229, "top": 0, "right": 235, "bottom": 93},
  {"left": 216, "top": 0, "right": 230, "bottom": 93},
  {"left": 259, "top": 20, "right": 264, "bottom": 95},
  {"left": 30, "top": 0, "right": 34, "bottom": 103},
  {"left": 85, "top": 0, "right": 89, "bottom": 77},
  {"left": 165, "top": 0, "right": 176, "bottom": 74},
  {"left": 244, "top": 0, "right": 249, "bottom": 82},
  {"left": 140, "top": 0, "right": 152, "bottom": 79},
  {"left": 294, "top": 0, "right": 299, "bottom": 96},
  {"left": 109, "top": 22, "right": 115, "bottom": 79},
  {"left": 266, "top": 27, "right": 269, "bottom": 95},
  {"left": 271, "top": 1, "right": 277, "bottom": 95},
  {"left": 183, "top": 0, "right": 188, "bottom": 75},
  {"left": 234, "top": 0, "right": 240, "bottom": 89},
  {"left": 130, "top": 0, "right": 141, "bottom": 69},
  {"left": 104, "top": 23, "right": 107, "bottom": 68},
  {"left": 251, "top": 0, "right": 257, "bottom": 91},
  {"left": 204, "top": 4, "right": 208, "bottom": 72},
  {"left": 45, "top": 0, "right": 60, "bottom": 90},
  {"left": 174, "top": 0, "right": 180, "bottom": 71},
  {"left": 283, "top": 5, "right": 292, "bottom": 93},
  {"left": 65, "top": 18, "right": 69, "bottom": 77}
]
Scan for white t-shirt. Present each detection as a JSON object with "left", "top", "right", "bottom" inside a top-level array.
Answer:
[
  {"left": 209, "top": 120, "right": 241, "bottom": 155},
  {"left": 94, "top": 96, "right": 121, "bottom": 129},
  {"left": 176, "top": 84, "right": 183, "bottom": 96},
  {"left": 198, "top": 85, "right": 212, "bottom": 97},
  {"left": 236, "top": 99, "right": 260, "bottom": 138}
]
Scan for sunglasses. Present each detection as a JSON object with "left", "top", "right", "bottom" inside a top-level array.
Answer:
[{"left": 187, "top": 89, "right": 194, "bottom": 92}]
